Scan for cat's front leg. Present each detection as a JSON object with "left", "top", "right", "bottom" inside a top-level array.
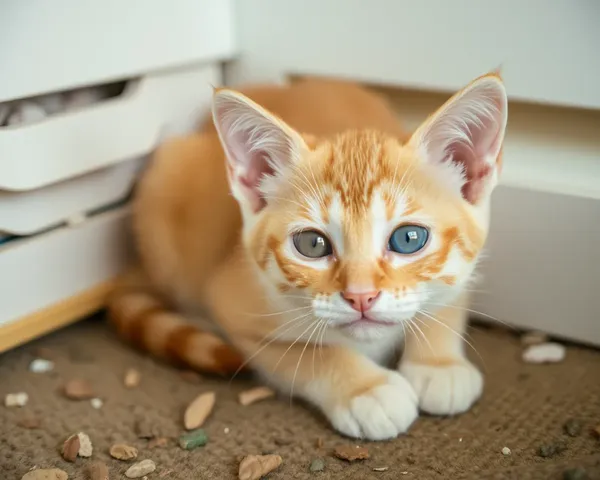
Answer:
[
  {"left": 245, "top": 340, "right": 418, "bottom": 440},
  {"left": 398, "top": 292, "right": 483, "bottom": 415}
]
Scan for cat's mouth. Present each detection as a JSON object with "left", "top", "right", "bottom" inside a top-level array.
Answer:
[{"left": 339, "top": 315, "right": 397, "bottom": 329}]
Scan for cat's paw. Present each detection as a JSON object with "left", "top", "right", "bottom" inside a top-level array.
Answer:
[
  {"left": 399, "top": 359, "right": 483, "bottom": 416},
  {"left": 327, "top": 372, "right": 418, "bottom": 440}
]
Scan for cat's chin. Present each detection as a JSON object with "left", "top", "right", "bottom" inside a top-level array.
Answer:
[{"left": 336, "top": 318, "right": 404, "bottom": 341}]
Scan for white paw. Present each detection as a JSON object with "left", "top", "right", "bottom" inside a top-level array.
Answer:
[
  {"left": 399, "top": 360, "right": 483, "bottom": 416},
  {"left": 327, "top": 372, "right": 418, "bottom": 441}
]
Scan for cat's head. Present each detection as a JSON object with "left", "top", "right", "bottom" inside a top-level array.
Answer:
[{"left": 212, "top": 74, "right": 507, "bottom": 341}]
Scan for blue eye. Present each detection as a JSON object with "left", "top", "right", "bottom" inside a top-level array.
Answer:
[{"left": 388, "top": 225, "right": 429, "bottom": 254}]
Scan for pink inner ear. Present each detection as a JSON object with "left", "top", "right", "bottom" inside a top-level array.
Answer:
[
  {"left": 446, "top": 100, "right": 504, "bottom": 204},
  {"left": 237, "top": 152, "right": 275, "bottom": 213}
]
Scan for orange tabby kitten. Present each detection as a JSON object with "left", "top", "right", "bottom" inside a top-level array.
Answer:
[{"left": 109, "top": 74, "right": 507, "bottom": 440}]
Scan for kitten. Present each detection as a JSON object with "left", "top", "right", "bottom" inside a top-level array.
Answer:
[{"left": 109, "top": 74, "right": 507, "bottom": 440}]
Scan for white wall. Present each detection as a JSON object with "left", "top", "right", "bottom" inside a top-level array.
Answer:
[{"left": 228, "top": 0, "right": 600, "bottom": 109}]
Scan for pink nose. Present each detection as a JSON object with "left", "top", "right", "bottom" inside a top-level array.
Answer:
[{"left": 341, "top": 291, "right": 381, "bottom": 312}]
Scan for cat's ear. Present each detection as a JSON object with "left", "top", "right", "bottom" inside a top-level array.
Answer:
[
  {"left": 212, "top": 88, "right": 308, "bottom": 214},
  {"left": 408, "top": 73, "right": 508, "bottom": 205}
]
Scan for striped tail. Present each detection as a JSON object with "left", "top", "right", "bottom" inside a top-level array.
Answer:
[{"left": 107, "top": 270, "right": 246, "bottom": 376}]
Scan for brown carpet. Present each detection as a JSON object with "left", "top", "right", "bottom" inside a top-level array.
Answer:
[{"left": 1, "top": 316, "right": 599, "bottom": 480}]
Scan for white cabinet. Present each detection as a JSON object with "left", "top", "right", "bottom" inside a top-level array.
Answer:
[{"left": 0, "top": 0, "right": 236, "bottom": 351}]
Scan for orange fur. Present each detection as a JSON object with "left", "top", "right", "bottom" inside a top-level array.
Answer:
[{"left": 108, "top": 74, "right": 508, "bottom": 439}]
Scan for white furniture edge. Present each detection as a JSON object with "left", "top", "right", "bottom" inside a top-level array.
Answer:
[
  {"left": 0, "top": 206, "right": 131, "bottom": 328},
  {"left": 0, "top": 0, "right": 235, "bottom": 102}
]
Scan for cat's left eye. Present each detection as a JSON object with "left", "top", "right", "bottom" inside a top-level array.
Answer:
[
  {"left": 388, "top": 225, "right": 429, "bottom": 255},
  {"left": 293, "top": 230, "right": 333, "bottom": 259}
]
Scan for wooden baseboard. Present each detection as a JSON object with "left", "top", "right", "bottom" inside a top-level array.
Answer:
[{"left": 0, "top": 280, "right": 117, "bottom": 354}]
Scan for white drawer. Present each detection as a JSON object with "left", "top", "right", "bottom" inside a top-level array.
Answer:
[
  {"left": 0, "top": 158, "right": 142, "bottom": 235},
  {"left": 0, "top": 63, "right": 220, "bottom": 192},
  {"left": 0, "top": 0, "right": 235, "bottom": 102},
  {"left": 0, "top": 206, "right": 131, "bottom": 330},
  {"left": 0, "top": 63, "right": 220, "bottom": 235}
]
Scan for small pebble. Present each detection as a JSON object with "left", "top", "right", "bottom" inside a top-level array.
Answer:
[
  {"left": 90, "top": 398, "right": 103, "bottom": 409},
  {"left": 124, "top": 368, "right": 141, "bottom": 388},
  {"left": 564, "top": 419, "right": 582, "bottom": 437},
  {"left": 21, "top": 468, "right": 68, "bottom": 480},
  {"left": 5, "top": 392, "right": 28, "bottom": 407},
  {"left": 125, "top": 459, "right": 156, "bottom": 478},
  {"left": 110, "top": 443, "right": 138, "bottom": 460},
  {"left": 179, "top": 428, "right": 208, "bottom": 450},
  {"left": 61, "top": 434, "right": 80, "bottom": 462},
  {"left": 63, "top": 379, "right": 95, "bottom": 400},
  {"left": 522, "top": 342, "right": 566, "bottom": 363},
  {"left": 501, "top": 446, "right": 511, "bottom": 456},
  {"left": 224, "top": 427, "right": 230, "bottom": 434},
  {"left": 563, "top": 467, "right": 589, "bottom": 480},
  {"left": 77, "top": 432, "right": 93, "bottom": 457},
  {"left": 29, "top": 358, "right": 54, "bottom": 373},
  {"left": 309, "top": 458, "right": 325, "bottom": 472},
  {"left": 333, "top": 445, "right": 369, "bottom": 462}
]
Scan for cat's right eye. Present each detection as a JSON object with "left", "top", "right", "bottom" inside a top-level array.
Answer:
[{"left": 292, "top": 230, "right": 333, "bottom": 259}]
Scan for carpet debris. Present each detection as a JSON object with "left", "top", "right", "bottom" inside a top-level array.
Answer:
[
  {"left": 61, "top": 434, "right": 80, "bottom": 462},
  {"left": 124, "top": 368, "right": 141, "bottom": 388},
  {"left": 184, "top": 391, "right": 215, "bottom": 430},
  {"left": 29, "top": 359, "right": 54, "bottom": 373},
  {"left": 125, "top": 459, "right": 156, "bottom": 478},
  {"left": 333, "top": 445, "right": 369, "bottom": 462},
  {"left": 501, "top": 446, "right": 511, "bottom": 456},
  {"left": 179, "top": 428, "right": 208, "bottom": 450},
  {"left": 522, "top": 343, "right": 565, "bottom": 364},
  {"left": 21, "top": 468, "right": 68, "bottom": 480},
  {"left": 63, "top": 379, "right": 95, "bottom": 400},
  {"left": 309, "top": 458, "right": 325, "bottom": 472},
  {"left": 5, "top": 392, "right": 28, "bottom": 407},
  {"left": 110, "top": 443, "right": 138, "bottom": 460},
  {"left": 77, "top": 432, "right": 93, "bottom": 457},
  {"left": 238, "top": 386, "right": 275, "bottom": 406},
  {"left": 238, "top": 454, "right": 282, "bottom": 480}
]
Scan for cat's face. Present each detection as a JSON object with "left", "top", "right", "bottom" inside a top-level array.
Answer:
[{"left": 213, "top": 74, "right": 507, "bottom": 341}]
